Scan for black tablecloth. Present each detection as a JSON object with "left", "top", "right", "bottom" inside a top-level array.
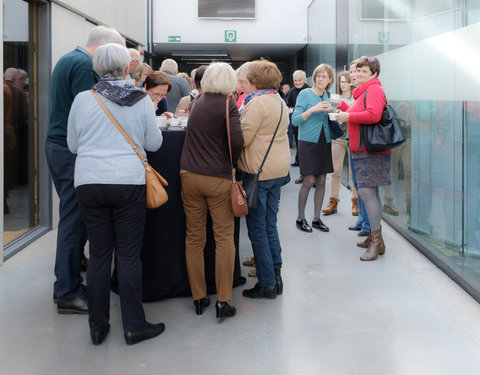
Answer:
[{"left": 141, "top": 128, "right": 245, "bottom": 302}]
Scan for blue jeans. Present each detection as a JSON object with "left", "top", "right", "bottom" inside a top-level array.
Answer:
[
  {"left": 45, "top": 140, "right": 87, "bottom": 302},
  {"left": 349, "top": 151, "right": 370, "bottom": 232},
  {"left": 245, "top": 177, "right": 284, "bottom": 287}
]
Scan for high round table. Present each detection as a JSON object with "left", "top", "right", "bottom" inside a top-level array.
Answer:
[{"left": 140, "top": 127, "right": 245, "bottom": 301}]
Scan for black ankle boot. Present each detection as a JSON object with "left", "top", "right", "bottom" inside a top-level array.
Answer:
[
  {"left": 242, "top": 283, "right": 277, "bottom": 299},
  {"left": 215, "top": 301, "right": 236, "bottom": 318},
  {"left": 274, "top": 267, "right": 283, "bottom": 295},
  {"left": 193, "top": 296, "right": 210, "bottom": 315}
]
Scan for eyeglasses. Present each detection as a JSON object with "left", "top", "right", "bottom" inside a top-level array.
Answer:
[
  {"left": 316, "top": 75, "right": 330, "bottom": 80},
  {"left": 360, "top": 56, "right": 375, "bottom": 62}
]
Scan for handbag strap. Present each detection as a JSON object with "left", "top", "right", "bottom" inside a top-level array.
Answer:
[
  {"left": 91, "top": 89, "right": 147, "bottom": 164},
  {"left": 257, "top": 101, "right": 284, "bottom": 174},
  {"left": 225, "top": 98, "right": 236, "bottom": 180},
  {"left": 358, "top": 89, "right": 389, "bottom": 149},
  {"left": 226, "top": 98, "right": 284, "bottom": 176}
]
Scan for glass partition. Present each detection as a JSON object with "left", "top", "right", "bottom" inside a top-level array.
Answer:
[
  {"left": 307, "top": 0, "right": 480, "bottom": 298},
  {"left": 3, "top": 0, "right": 39, "bottom": 246}
]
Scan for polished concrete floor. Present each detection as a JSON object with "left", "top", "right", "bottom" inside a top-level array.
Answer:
[{"left": 2, "top": 167, "right": 480, "bottom": 375}]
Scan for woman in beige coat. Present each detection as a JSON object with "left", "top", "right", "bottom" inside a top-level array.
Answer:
[{"left": 238, "top": 60, "right": 290, "bottom": 300}]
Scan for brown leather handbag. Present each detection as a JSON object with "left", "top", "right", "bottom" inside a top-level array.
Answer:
[
  {"left": 226, "top": 99, "right": 248, "bottom": 217},
  {"left": 91, "top": 90, "right": 168, "bottom": 209}
]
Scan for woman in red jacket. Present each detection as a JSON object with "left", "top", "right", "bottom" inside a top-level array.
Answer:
[{"left": 337, "top": 56, "right": 390, "bottom": 261}]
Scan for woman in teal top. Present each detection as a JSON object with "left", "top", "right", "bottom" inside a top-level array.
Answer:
[{"left": 292, "top": 63, "right": 338, "bottom": 233}]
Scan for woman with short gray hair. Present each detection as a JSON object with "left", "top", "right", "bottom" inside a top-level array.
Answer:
[{"left": 67, "top": 43, "right": 165, "bottom": 346}]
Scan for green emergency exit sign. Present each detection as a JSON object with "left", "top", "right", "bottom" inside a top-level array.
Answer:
[
  {"left": 225, "top": 30, "right": 237, "bottom": 43},
  {"left": 168, "top": 36, "right": 181, "bottom": 43}
]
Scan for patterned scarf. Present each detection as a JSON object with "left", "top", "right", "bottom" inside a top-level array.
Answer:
[
  {"left": 92, "top": 73, "right": 147, "bottom": 106},
  {"left": 239, "top": 89, "right": 278, "bottom": 114}
]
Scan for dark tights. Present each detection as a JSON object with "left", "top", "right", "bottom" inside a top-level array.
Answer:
[
  {"left": 357, "top": 186, "right": 382, "bottom": 230},
  {"left": 297, "top": 174, "right": 326, "bottom": 221}
]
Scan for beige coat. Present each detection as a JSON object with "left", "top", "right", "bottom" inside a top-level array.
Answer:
[{"left": 238, "top": 93, "right": 290, "bottom": 181}]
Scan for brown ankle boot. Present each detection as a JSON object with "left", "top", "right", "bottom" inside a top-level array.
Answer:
[
  {"left": 351, "top": 198, "right": 359, "bottom": 216},
  {"left": 360, "top": 227, "right": 385, "bottom": 261},
  {"left": 356, "top": 231, "right": 370, "bottom": 248},
  {"left": 322, "top": 197, "right": 338, "bottom": 215}
]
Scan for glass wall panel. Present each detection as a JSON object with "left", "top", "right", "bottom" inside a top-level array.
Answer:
[
  {"left": 3, "top": 0, "right": 39, "bottom": 246},
  {"left": 306, "top": 0, "right": 336, "bottom": 80},
  {"left": 307, "top": 0, "right": 480, "bottom": 298}
]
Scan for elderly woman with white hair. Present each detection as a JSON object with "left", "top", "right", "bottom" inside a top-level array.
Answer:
[
  {"left": 180, "top": 62, "right": 244, "bottom": 319},
  {"left": 67, "top": 43, "right": 164, "bottom": 346}
]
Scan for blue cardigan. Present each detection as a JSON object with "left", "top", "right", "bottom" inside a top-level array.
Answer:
[{"left": 291, "top": 88, "right": 331, "bottom": 143}]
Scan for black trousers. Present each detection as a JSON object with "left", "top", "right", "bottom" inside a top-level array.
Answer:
[{"left": 76, "top": 184, "right": 146, "bottom": 333}]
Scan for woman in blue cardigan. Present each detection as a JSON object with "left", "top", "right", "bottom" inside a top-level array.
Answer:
[{"left": 292, "top": 63, "right": 348, "bottom": 233}]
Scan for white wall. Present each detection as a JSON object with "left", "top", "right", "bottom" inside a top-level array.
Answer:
[
  {"left": 54, "top": 0, "right": 146, "bottom": 45},
  {"left": 153, "top": 0, "right": 311, "bottom": 45}
]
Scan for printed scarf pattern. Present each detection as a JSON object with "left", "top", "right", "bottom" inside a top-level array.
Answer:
[{"left": 92, "top": 73, "right": 147, "bottom": 106}]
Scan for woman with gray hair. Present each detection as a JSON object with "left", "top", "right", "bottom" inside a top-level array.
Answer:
[
  {"left": 67, "top": 43, "right": 164, "bottom": 345},
  {"left": 180, "top": 62, "right": 243, "bottom": 319}
]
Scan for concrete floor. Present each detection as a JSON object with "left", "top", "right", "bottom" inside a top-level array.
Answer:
[{"left": 2, "top": 167, "right": 480, "bottom": 375}]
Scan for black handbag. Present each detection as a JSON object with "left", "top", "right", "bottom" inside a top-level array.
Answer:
[
  {"left": 239, "top": 102, "right": 284, "bottom": 210},
  {"left": 326, "top": 91, "right": 344, "bottom": 140},
  {"left": 358, "top": 91, "right": 406, "bottom": 152}
]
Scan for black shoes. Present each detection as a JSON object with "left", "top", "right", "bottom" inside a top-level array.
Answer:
[
  {"left": 312, "top": 219, "right": 329, "bottom": 232},
  {"left": 296, "top": 219, "right": 312, "bottom": 232},
  {"left": 124, "top": 322, "right": 166, "bottom": 345},
  {"left": 90, "top": 325, "right": 110, "bottom": 345},
  {"left": 57, "top": 293, "right": 88, "bottom": 314},
  {"left": 215, "top": 301, "right": 236, "bottom": 319},
  {"left": 291, "top": 161, "right": 299, "bottom": 166},
  {"left": 242, "top": 284, "right": 277, "bottom": 299},
  {"left": 294, "top": 176, "right": 303, "bottom": 184},
  {"left": 274, "top": 267, "right": 283, "bottom": 295},
  {"left": 358, "top": 230, "right": 369, "bottom": 237},
  {"left": 194, "top": 296, "right": 211, "bottom": 315},
  {"left": 348, "top": 225, "right": 361, "bottom": 231}
]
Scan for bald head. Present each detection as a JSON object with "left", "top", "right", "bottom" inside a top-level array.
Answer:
[
  {"left": 127, "top": 48, "right": 141, "bottom": 74},
  {"left": 4, "top": 67, "right": 18, "bottom": 81}
]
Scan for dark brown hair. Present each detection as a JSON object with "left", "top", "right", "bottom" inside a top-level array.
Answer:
[
  {"left": 145, "top": 71, "right": 172, "bottom": 91},
  {"left": 356, "top": 56, "right": 381, "bottom": 78},
  {"left": 247, "top": 59, "right": 282, "bottom": 90}
]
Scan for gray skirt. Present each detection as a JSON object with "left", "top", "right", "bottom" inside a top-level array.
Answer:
[
  {"left": 298, "top": 129, "right": 333, "bottom": 176},
  {"left": 351, "top": 151, "right": 391, "bottom": 188}
]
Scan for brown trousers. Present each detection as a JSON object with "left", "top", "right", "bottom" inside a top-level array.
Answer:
[{"left": 180, "top": 171, "right": 235, "bottom": 302}]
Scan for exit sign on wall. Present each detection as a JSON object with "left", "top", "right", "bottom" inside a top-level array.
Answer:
[{"left": 168, "top": 36, "right": 181, "bottom": 42}]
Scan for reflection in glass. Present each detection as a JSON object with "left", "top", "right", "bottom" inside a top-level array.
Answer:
[{"left": 3, "top": 0, "right": 38, "bottom": 245}]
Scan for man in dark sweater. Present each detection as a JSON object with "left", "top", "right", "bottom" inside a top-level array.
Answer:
[
  {"left": 45, "top": 25, "right": 124, "bottom": 314},
  {"left": 286, "top": 70, "right": 310, "bottom": 173}
]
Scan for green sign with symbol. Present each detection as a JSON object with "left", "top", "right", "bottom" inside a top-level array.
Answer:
[
  {"left": 168, "top": 36, "right": 181, "bottom": 43},
  {"left": 378, "top": 31, "right": 390, "bottom": 44},
  {"left": 225, "top": 30, "right": 237, "bottom": 43}
]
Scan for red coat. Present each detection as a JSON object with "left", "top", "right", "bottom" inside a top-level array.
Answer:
[{"left": 347, "top": 78, "right": 390, "bottom": 153}]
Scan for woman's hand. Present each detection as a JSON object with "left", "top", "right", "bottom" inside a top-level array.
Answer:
[
  {"left": 302, "top": 101, "right": 332, "bottom": 120},
  {"left": 337, "top": 111, "right": 349, "bottom": 123}
]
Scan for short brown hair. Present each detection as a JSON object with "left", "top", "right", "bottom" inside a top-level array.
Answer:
[
  {"left": 246, "top": 59, "right": 282, "bottom": 90},
  {"left": 145, "top": 71, "right": 172, "bottom": 91},
  {"left": 356, "top": 56, "right": 381, "bottom": 78},
  {"left": 312, "top": 63, "right": 334, "bottom": 91}
]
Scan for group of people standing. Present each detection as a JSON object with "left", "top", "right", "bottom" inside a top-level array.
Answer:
[
  {"left": 46, "top": 23, "right": 390, "bottom": 348},
  {"left": 286, "top": 57, "right": 390, "bottom": 262}
]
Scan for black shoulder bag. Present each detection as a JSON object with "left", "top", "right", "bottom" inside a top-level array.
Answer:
[
  {"left": 240, "top": 102, "right": 284, "bottom": 209},
  {"left": 358, "top": 90, "right": 406, "bottom": 152}
]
